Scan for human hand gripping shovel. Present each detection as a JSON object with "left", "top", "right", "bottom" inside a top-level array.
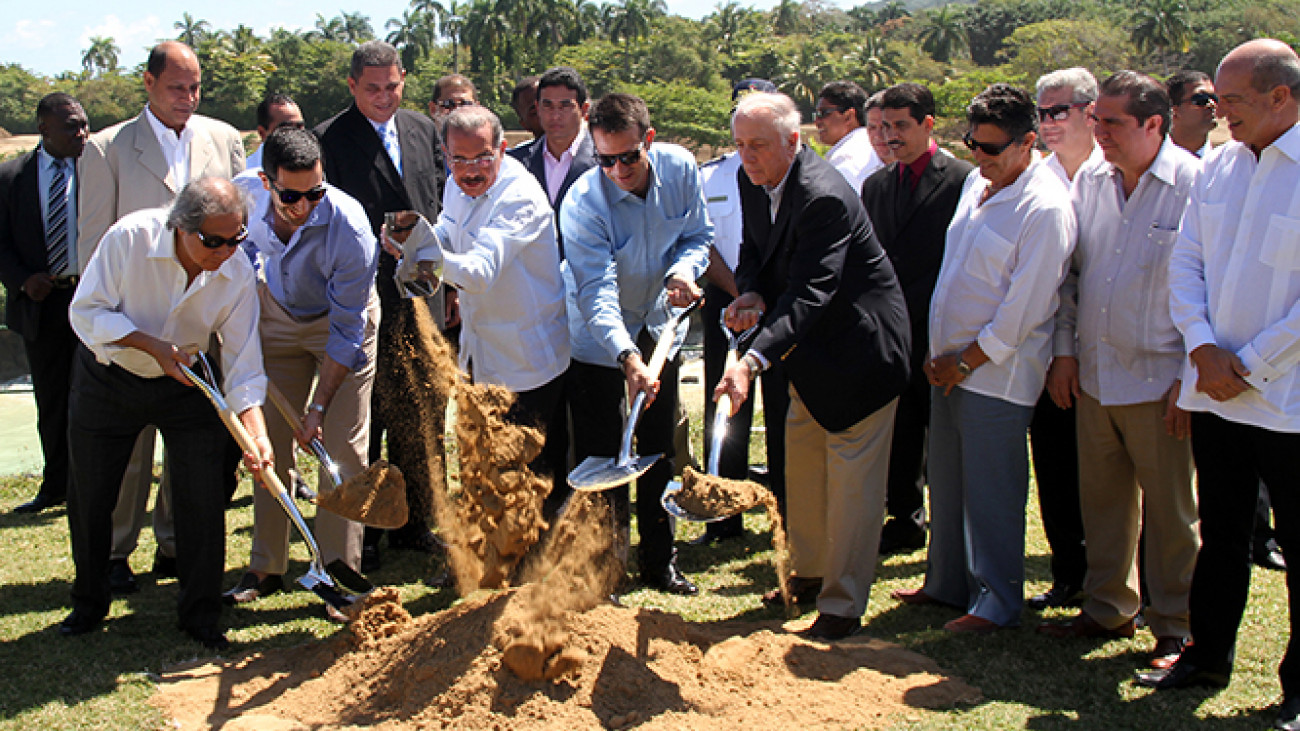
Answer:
[
  {"left": 180, "top": 354, "right": 372, "bottom": 614},
  {"left": 568, "top": 296, "right": 704, "bottom": 491}
]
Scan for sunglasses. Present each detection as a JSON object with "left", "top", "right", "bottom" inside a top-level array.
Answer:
[
  {"left": 1188, "top": 91, "right": 1218, "bottom": 107},
  {"left": 963, "top": 132, "right": 1021, "bottom": 157},
  {"left": 1036, "top": 102, "right": 1089, "bottom": 122},
  {"left": 196, "top": 225, "right": 248, "bottom": 249},
  {"left": 596, "top": 144, "right": 643, "bottom": 168},
  {"left": 268, "top": 178, "right": 327, "bottom": 206},
  {"left": 813, "top": 106, "right": 846, "bottom": 120},
  {"left": 436, "top": 98, "right": 476, "bottom": 111}
]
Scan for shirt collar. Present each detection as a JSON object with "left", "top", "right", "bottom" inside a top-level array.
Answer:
[
  {"left": 827, "top": 125, "right": 865, "bottom": 156},
  {"left": 543, "top": 125, "right": 587, "bottom": 165},
  {"left": 900, "top": 139, "right": 938, "bottom": 182},
  {"left": 766, "top": 150, "right": 797, "bottom": 199},
  {"left": 144, "top": 104, "right": 189, "bottom": 142},
  {"left": 1270, "top": 122, "right": 1300, "bottom": 163},
  {"left": 367, "top": 115, "right": 395, "bottom": 139},
  {"left": 35, "top": 145, "right": 64, "bottom": 171}
]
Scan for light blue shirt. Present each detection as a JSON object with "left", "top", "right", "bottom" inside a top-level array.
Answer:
[
  {"left": 242, "top": 183, "right": 378, "bottom": 370},
  {"left": 561, "top": 142, "right": 712, "bottom": 367}
]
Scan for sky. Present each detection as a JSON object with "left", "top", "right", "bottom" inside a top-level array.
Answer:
[{"left": 1, "top": 0, "right": 853, "bottom": 77}]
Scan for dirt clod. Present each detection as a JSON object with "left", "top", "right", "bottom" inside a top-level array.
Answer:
[{"left": 316, "top": 460, "right": 409, "bottom": 530}]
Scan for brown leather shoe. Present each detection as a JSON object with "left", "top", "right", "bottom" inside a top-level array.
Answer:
[
  {"left": 1037, "top": 611, "right": 1136, "bottom": 639},
  {"left": 1150, "top": 636, "right": 1187, "bottom": 669},
  {"left": 761, "top": 576, "right": 822, "bottom": 606},
  {"left": 944, "top": 614, "right": 1002, "bottom": 634},
  {"left": 892, "top": 587, "right": 938, "bottom": 606}
]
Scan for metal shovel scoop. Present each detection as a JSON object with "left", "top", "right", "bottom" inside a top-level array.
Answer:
[
  {"left": 181, "top": 355, "right": 372, "bottom": 612},
  {"left": 568, "top": 296, "right": 703, "bottom": 491},
  {"left": 662, "top": 313, "right": 761, "bottom": 522}
]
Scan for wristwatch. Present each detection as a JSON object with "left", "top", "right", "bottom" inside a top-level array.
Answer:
[
  {"left": 742, "top": 352, "right": 764, "bottom": 380},
  {"left": 617, "top": 347, "right": 641, "bottom": 367},
  {"left": 956, "top": 358, "right": 973, "bottom": 378}
]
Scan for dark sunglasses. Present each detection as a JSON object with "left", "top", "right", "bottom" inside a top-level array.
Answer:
[
  {"left": 1188, "top": 91, "right": 1218, "bottom": 107},
  {"left": 269, "top": 178, "right": 327, "bottom": 205},
  {"left": 596, "top": 145, "right": 643, "bottom": 168},
  {"left": 196, "top": 225, "right": 248, "bottom": 249},
  {"left": 963, "top": 132, "right": 1021, "bottom": 157},
  {"left": 813, "top": 106, "right": 847, "bottom": 120},
  {"left": 436, "top": 98, "right": 476, "bottom": 111},
  {"left": 1036, "top": 102, "right": 1089, "bottom": 122}
]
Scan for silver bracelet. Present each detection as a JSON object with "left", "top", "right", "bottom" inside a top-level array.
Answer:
[{"left": 307, "top": 403, "right": 327, "bottom": 415}]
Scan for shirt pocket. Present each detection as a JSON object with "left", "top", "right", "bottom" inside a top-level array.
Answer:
[
  {"left": 1140, "top": 227, "right": 1179, "bottom": 271},
  {"left": 963, "top": 226, "right": 1015, "bottom": 289},
  {"left": 1259, "top": 214, "right": 1300, "bottom": 271}
]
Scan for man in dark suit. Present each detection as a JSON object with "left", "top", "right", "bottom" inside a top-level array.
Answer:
[
  {"left": 861, "top": 83, "right": 973, "bottom": 556},
  {"left": 0, "top": 93, "right": 88, "bottom": 514},
  {"left": 314, "top": 41, "right": 448, "bottom": 569},
  {"left": 718, "top": 92, "right": 911, "bottom": 641}
]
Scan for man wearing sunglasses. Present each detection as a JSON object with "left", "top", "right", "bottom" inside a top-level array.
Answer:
[
  {"left": 64, "top": 177, "right": 272, "bottom": 651},
  {"left": 562, "top": 93, "right": 711, "bottom": 596},
  {"left": 223, "top": 127, "right": 379, "bottom": 611},
  {"left": 1166, "top": 70, "right": 1218, "bottom": 158},
  {"left": 428, "top": 74, "right": 477, "bottom": 123},
  {"left": 903, "top": 84, "right": 1075, "bottom": 634},
  {"left": 814, "top": 80, "right": 882, "bottom": 193}
]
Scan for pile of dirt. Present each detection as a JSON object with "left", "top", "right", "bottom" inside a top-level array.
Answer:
[{"left": 153, "top": 590, "right": 981, "bottom": 730}]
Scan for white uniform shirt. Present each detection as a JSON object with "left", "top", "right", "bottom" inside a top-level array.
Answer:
[
  {"left": 70, "top": 207, "right": 266, "bottom": 413},
  {"left": 418, "top": 155, "right": 569, "bottom": 392},
  {"left": 700, "top": 152, "right": 743, "bottom": 271},
  {"left": 824, "top": 126, "right": 883, "bottom": 194},
  {"left": 1170, "top": 123, "right": 1300, "bottom": 431},
  {"left": 1058, "top": 138, "right": 1199, "bottom": 405},
  {"left": 929, "top": 157, "right": 1076, "bottom": 407}
]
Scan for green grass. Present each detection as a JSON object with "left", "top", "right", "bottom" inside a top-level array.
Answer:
[{"left": 0, "top": 423, "right": 1292, "bottom": 729}]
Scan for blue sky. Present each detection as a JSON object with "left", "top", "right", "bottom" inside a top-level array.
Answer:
[{"left": 1, "top": 0, "right": 844, "bottom": 77}]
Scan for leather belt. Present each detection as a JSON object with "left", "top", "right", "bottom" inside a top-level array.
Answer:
[{"left": 50, "top": 276, "right": 80, "bottom": 289}]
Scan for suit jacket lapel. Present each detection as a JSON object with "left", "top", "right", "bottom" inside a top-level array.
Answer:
[
  {"left": 132, "top": 112, "right": 174, "bottom": 194},
  {"left": 187, "top": 124, "right": 217, "bottom": 183},
  {"left": 393, "top": 111, "right": 421, "bottom": 208},
  {"left": 19, "top": 153, "right": 42, "bottom": 247}
]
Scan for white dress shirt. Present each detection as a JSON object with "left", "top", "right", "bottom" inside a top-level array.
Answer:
[
  {"left": 70, "top": 207, "right": 266, "bottom": 413},
  {"left": 542, "top": 126, "right": 588, "bottom": 205},
  {"left": 929, "top": 157, "right": 1076, "bottom": 406},
  {"left": 1170, "top": 123, "right": 1300, "bottom": 431},
  {"left": 700, "top": 152, "right": 743, "bottom": 271},
  {"left": 1045, "top": 143, "right": 1106, "bottom": 186},
  {"left": 144, "top": 105, "right": 193, "bottom": 191},
  {"left": 418, "top": 156, "right": 569, "bottom": 392},
  {"left": 824, "top": 126, "right": 883, "bottom": 194},
  {"left": 1058, "top": 138, "right": 1199, "bottom": 405},
  {"left": 37, "top": 146, "right": 78, "bottom": 273}
]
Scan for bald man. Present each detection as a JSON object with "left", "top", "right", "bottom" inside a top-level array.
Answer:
[{"left": 1141, "top": 40, "right": 1300, "bottom": 731}]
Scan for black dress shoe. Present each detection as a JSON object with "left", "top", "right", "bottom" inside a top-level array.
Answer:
[
  {"left": 1135, "top": 659, "right": 1231, "bottom": 690},
  {"left": 12, "top": 493, "right": 64, "bottom": 514},
  {"left": 878, "top": 520, "right": 927, "bottom": 556},
  {"left": 361, "top": 545, "right": 382, "bottom": 573},
  {"left": 222, "top": 572, "right": 284, "bottom": 605},
  {"left": 644, "top": 563, "right": 698, "bottom": 596},
  {"left": 152, "top": 551, "right": 178, "bottom": 579},
  {"left": 799, "top": 612, "right": 861, "bottom": 641},
  {"left": 107, "top": 559, "right": 138, "bottom": 595},
  {"left": 185, "top": 626, "right": 231, "bottom": 651},
  {"left": 1027, "top": 583, "right": 1083, "bottom": 610},
  {"left": 1275, "top": 695, "right": 1300, "bottom": 730},
  {"left": 762, "top": 575, "right": 823, "bottom": 606},
  {"left": 58, "top": 609, "right": 102, "bottom": 636},
  {"left": 1256, "top": 539, "right": 1287, "bottom": 572}
]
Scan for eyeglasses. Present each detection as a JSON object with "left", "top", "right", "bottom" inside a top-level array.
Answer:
[
  {"left": 813, "top": 107, "right": 846, "bottom": 120},
  {"left": 1188, "top": 91, "right": 1218, "bottom": 107},
  {"left": 195, "top": 225, "right": 248, "bottom": 249},
  {"left": 449, "top": 152, "right": 497, "bottom": 169},
  {"left": 596, "top": 144, "right": 643, "bottom": 168},
  {"left": 1036, "top": 102, "right": 1090, "bottom": 122},
  {"left": 963, "top": 132, "right": 1021, "bottom": 157},
  {"left": 268, "top": 178, "right": 327, "bottom": 206},
  {"left": 436, "top": 98, "right": 476, "bottom": 111}
]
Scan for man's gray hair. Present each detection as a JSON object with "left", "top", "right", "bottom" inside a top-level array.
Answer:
[
  {"left": 1036, "top": 67, "right": 1099, "bottom": 103},
  {"left": 1250, "top": 49, "right": 1300, "bottom": 97},
  {"left": 732, "top": 91, "right": 801, "bottom": 140},
  {"left": 167, "top": 177, "right": 248, "bottom": 233},
  {"left": 350, "top": 41, "right": 402, "bottom": 80},
  {"left": 442, "top": 105, "right": 504, "bottom": 148}
]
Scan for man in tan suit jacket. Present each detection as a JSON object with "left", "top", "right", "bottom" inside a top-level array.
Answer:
[{"left": 76, "top": 41, "right": 245, "bottom": 593}]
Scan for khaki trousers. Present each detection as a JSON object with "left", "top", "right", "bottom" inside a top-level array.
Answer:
[
  {"left": 248, "top": 286, "right": 378, "bottom": 575},
  {"left": 786, "top": 386, "right": 897, "bottom": 619},
  {"left": 1077, "top": 391, "right": 1198, "bottom": 639}
]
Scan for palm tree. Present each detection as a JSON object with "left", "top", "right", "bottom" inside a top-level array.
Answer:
[
  {"left": 917, "top": 5, "right": 968, "bottom": 63},
  {"left": 604, "top": 0, "right": 665, "bottom": 77},
  {"left": 310, "top": 13, "right": 348, "bottom": 42},
  {"left": 1131, "top": 0, "right": 1191, "bottom": 56},
  {"left": 706, "top": 1, "right": 744, "bottom": 56},
  {"left": 876, "top": 1, "right": 910, "bottom": 23},
  {"left": 776, "top": 43, "right": 833, "bottom": 106},
  {"left": 174, "top": 13, "right": 212, "bottom": 47},
  {"left": 340, "top": 12, "right": 376, "bottom": 43},
  {"left": 442, "top": 0, "right": 468, "bottom": 73},
  {"left": 81, "top": 36, "right": 120, "bottom": 76},
  {"left": 228, "top": 24, "right": 261, "bottom": 55},
  {"left": 387, "top": 9, "right": 437, "bottom": 69},
  {"left": 845, "top": 33, "right": 902, "bottom": 91},
  {"left": 569, "top": 0, "right": 603, "bottom": 44},
  {"left": 463, "top": 0, "right": 510, "bottom": 91},
  {"left": 771, "top": 0, "right": 802, "bottom": 36}
]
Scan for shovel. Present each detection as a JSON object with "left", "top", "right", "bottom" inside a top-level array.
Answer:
[
  {"left": 568, "top": 296, "right": 703, "bottom": 491},
  {"left": 181, "top": 355, "right": 372, "bottom": 612},
  {"left": 662, "top": 312, "right": 761, "bottom": 522},
  {"left": 262, "top": 379, "right": 409, "bottom": 530}
]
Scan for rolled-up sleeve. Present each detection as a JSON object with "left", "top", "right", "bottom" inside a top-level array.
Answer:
[{"left": 324, "top": 217, "right": 378, "bottom": 370}]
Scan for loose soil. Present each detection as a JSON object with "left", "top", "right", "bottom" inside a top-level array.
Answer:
[{"left": 317, "top": 460, "right": 408, "bottom": 530}]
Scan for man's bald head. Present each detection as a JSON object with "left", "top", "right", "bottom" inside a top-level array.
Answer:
[
  {"left": 1218, "top": 38, "right": 1300, "bottom": 95},
  {"left": 1215, "top": 38, "right": 1300, "bottom": 152},
  {"left": 144, "top": 41, "right": 202, "bottom": 133}
]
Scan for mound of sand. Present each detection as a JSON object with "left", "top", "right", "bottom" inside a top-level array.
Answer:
[{"left": 152, "top": 590, "right": 981, "bottom": 730}]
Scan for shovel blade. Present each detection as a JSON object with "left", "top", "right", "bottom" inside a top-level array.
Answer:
[
  {"left": 326, "top": 559, "right": 374, "bottom": 594},
  {"left": 297, "top": 571, "right": 356, "bottom": 611},
  {"left": 568, "top": 453, "right": 662, "bottom": 491},
  {"left": 661, "top": 480, "right": 733, "bottom": 523}
]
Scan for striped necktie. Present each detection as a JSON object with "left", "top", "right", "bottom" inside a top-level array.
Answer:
[
  {"left": 381, "top": 123, "right": 402, "bottom": 176},
  {"left": 46, "top": 158, "right": 69, "bottom": 276}
]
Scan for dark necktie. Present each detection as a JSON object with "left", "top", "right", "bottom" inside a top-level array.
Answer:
[
  {"left": 896, "top": 165, "right": 913, "bottom": 219},
  {"left": 46, "top": 159, "right": 69, "bottom": 276}
]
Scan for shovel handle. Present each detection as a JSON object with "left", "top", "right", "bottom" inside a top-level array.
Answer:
[
  {"left": 264, "top": 379, "right": 344, "bottom": 488},
  {"left": 707, "top": 348, "right": 739, "bottom": 474}
]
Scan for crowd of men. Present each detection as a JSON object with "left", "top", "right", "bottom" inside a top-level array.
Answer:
[{"left": 2, "top": 33, "right": 1299, "bottom": 728}]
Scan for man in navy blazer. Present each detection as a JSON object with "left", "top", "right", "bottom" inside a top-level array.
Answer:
[
  {"left": 718, "top": 92, "right": 911, "bottom": 641},
  {"left": 0, "top": 93, "right": 88, "bottom": 514}
]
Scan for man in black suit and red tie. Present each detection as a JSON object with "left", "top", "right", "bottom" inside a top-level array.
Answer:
[
  {"left": 0, "top": 93, "right": 89, "bottom": 514},
  {"left": 717, "top": 91, "right": 911, "bottom": 641}
]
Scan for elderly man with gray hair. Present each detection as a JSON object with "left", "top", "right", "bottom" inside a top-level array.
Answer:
[
  {"left": 63, "top": 177, "right": 271, "bottom": 651},
  {"left": 394, "top": 106, "right": 569, "bottom": 480}
]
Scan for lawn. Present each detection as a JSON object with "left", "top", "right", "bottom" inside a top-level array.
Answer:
[{"left": 0, "top": 400, "right": 1291, "bottom": 730}]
